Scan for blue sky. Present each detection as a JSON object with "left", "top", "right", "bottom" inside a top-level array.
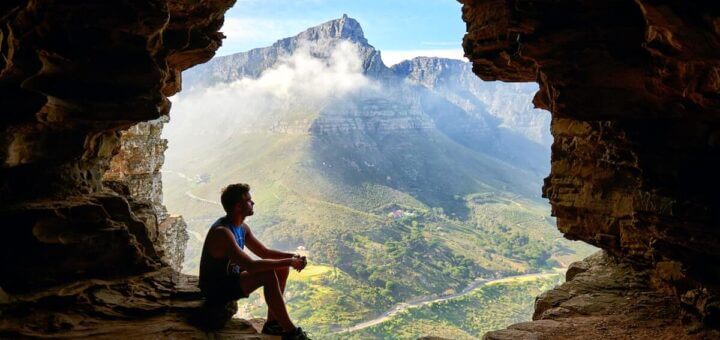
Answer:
[{"left": 218, "top": 0, "right": 466, "bottom": 65}]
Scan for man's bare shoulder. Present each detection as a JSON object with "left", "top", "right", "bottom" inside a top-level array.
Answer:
[{"left": 207, "top": 225, "right": 234, "bottom": 241}]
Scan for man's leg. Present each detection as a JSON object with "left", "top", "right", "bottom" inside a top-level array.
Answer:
[
  {"left": 239, "top": 270, "right": 295, "bottom": 332},
  {"left": 266, "top": 266, "right": 290, "bottom": 323}
]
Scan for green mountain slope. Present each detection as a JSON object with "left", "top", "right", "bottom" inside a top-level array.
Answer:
[
  {"left": 162, "top": 126, "right": 592, "bottom": 333},
  {"left": 162, "top": 15, "right": 595, "bottom": 336}
]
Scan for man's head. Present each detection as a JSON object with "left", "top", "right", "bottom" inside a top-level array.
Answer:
[{"left": 220, "top": 183, "right": 254, "bottom": 217}]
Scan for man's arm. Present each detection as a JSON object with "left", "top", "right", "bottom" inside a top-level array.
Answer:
[
  {"left": 207, "top": 227, "right": 301, "bottom": 273},
  {"left": 244, "top": 225, "right": 296, "bottom": 259}
]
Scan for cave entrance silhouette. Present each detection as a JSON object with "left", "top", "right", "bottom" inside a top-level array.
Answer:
[{"left": 150, "top": 6, "right": 594, "bottom": 337}]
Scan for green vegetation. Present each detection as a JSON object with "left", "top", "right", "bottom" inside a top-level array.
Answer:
[
  {"left": 163, "top": 129, "right": 594, "bottom": 336},
  {"left": 342, "top": 273, "right": 564, "bottom": 339},
  {"left": 243, "top": 265, "right": 394, "bottom": 335},
  {"left": 160, "top": 19, "right": 597, "bottom": 337}
]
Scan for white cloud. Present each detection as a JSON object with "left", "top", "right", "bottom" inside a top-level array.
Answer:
[
  {"left": 380, "top": 49, "right": 466, "bottom": 66},
  {"left": 164, "top": 41, "right": 374, "bottom": 145},
  {"left": 222, "top": 41, "right": 371, "bottom": 101}
]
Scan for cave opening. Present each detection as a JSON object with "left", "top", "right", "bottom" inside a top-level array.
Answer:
[
  {"left": 1, "top": 0, "right": 719, "bottom": 338},
  {"left": 148, "top": 2, "right": 595, "bottom": 337}
]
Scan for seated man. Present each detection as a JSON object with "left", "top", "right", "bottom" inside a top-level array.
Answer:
[{"left": 199, "top": 183, "right": 309, "bottom": 339}]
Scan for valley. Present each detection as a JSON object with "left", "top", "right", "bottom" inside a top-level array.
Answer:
[{"left": 161, "top": 15, "right": 595, "bottom": 337}]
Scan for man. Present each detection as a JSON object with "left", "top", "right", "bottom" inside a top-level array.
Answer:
[{"left": 199, "top": 183, "right": 309, "bottom": 339}]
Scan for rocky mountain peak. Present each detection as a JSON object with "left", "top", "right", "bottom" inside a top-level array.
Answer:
[
  {"left": 295, "top": 14, "right": 368, "bottom": 45},
  {"left": 392, "top": 57, "right": 468, "bottom": 89},
  {"left": 182, "top": 14, "right": 384, "bottom": 86},
  {"left": 270, "top": 14, "right": 369, "bottom": 50}
]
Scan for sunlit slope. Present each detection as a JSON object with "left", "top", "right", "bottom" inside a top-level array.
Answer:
[
  {"left": 163, "top": 122, "right": 592, "bottom": 274},
  {"left": 165, "top": 115, "right": 539, "bottom": 230}
]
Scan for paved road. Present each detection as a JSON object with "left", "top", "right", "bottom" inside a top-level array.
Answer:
[
  {"left": 163, "top": 169, "right": 221, "bottom": 206},
  {"left": 184, "top": 190, "right": 220, "bottom": 206},
  {"left": 335, "top": 268, "right": 565, "bottom": 334}
]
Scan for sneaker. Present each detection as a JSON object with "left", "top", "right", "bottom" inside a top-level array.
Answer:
[
  {"left": 281, "top": 326, "right": 311, "bottom": 340},
  {"left": 261, "top": 320, "right": 284, "bottom": 335}
]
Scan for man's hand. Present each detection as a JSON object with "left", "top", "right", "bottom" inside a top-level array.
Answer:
[
  {"left": 289, "top": 257, "right": 305, "bottom": 272},
  {"left": 291, "top": 254, "right": 307, "bottom": 272}
]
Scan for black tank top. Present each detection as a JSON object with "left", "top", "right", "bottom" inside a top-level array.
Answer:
[{"left": 198, "top": 217, "right": 245, "bottom": 291}]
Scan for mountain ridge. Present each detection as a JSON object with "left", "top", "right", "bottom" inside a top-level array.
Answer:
[
  {"left": 162, "top": 15, "right": 595, "bottom": 335},
  {"left": 183, "top": 15, "right": 391, "bottom": 87},
  {"left": 181, "top": 15, "right": 550, "bottom": 147}
]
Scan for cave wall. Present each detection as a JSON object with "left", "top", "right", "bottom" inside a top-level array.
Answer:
[
  {"left": 0, "top": 0, "right": 234, "bottom": 293},
  {"left": 460, "top": 0, "right": 720, "bottom": 327},
  {"left": 103, "top": 116, "right": 189, "bottom": 272},
  {"left": 0, "top": 0, "right": 718, "bottom": 337}
]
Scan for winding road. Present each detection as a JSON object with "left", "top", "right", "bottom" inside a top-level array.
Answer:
[
  {"left": 184, "top": 190, "right": 220, "bottom": 206},
  {"left": 162, "top": 169, "right": 221, "bottom": 206},
  {"left": 334, "top": 268, "right": 565, "bottom": 334},
  {"left": 164, "top": 169, "right": 566, "bottom": 334}
]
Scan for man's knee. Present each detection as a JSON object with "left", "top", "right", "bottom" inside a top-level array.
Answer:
[
  {"left": 276, "top": 266, "right": 290, "bottom": 277},
  {"left": 259, "top": 270, "right": 279, "bottom": 284}
]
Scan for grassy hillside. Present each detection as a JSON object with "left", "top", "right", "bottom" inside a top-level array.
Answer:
[
  {"left": 162, "top": 126, "right": 594, "bottom": 334},
  {"left": 161, "top": 18, "right": 595, "bottom": 336},
  {"left": 343, "top": 272, "right": 564, "bottom": 339}
]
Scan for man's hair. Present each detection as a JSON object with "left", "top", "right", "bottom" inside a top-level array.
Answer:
[{"left": 220, "top": 183, "right": 251, "bottom": 214}]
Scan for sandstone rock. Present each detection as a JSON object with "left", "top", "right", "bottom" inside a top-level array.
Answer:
[
  {"left": 0, "top": 0, "right": 239, "bottom": 336},
  {"left": 0, "top": 0, "right": 718, "bottom": 338},
  {"left": 103, "top": 116, "right": 189, "bottom": 272},
  {"left": 486, "top": 252, "right": 719, "bottom": 339},
  {"left": 460, "top": 0, "right": 720, "bottom": 332},
  {"left": 0, "top": 268, "right": 263, "bottom": 338}
]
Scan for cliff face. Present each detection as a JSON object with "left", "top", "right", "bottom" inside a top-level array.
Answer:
[
  {"left": 0, "top": 0, "right": 718, "bottom": 338},
  {"left": 0, "top": 0, "right": 262, "bottom": 337},
  {"left": 103, "top": 116, "right": 189, "bottom": 272},
  {"left": 183, "top": 14, "right": 392, "bottom": 88},
  {"left": 391, "top": 57, "right": 551, "bottom": 146},
  {"left": 172, "top": 17, "right": 548, "bottom": 181},
  {"left": 460, "top": 0, "right": 720, "bottom": 336}
]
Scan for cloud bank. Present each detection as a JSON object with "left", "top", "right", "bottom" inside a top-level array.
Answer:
[{"left": 163, "top": 41, "right": 373, "bottom": 149}]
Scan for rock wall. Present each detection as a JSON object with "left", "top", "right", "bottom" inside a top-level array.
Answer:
[
  {"left": 103, "top": 116, "right": 189, "bottom": 272},
  {"left": 0, "top": 0, "right": 718, "bottom": 337},
  {"left": 0, "top": 0, "right": 252, "bottom": 337},
  {"left": 460, "top": 0, "right": 720, "bottom": 334}
]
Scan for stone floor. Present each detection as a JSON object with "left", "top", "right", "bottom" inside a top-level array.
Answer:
[{"left": 0, "top": 268, "right": 273, "bottom": 339}]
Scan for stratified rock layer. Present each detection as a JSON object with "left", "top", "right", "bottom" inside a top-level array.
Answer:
[
  {"left": 0, "top": 0, "right": 256, "bottom": 337},
  {"left": 103, "top": 116, "right": 189, "bottom": 272},
  {"left": 460, "top": 0, "right": 720, "bottom": 336},
  {"left": 0, "top": 0, "right": 717, "bottom": 338},
  {"left": 485, "top": 252, "right": 718, "bottom": 339},
  {"left": 0, "top": 268, "right": 264, "bottom": 338}
]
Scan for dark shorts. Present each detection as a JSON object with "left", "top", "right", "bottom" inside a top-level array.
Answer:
[{"left": 201, "top": 275, "right": 249, "bottom": 302}]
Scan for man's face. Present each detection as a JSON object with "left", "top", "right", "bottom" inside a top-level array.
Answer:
[{"left": 235, "top": 192, "right": 254, "bottom": 217}]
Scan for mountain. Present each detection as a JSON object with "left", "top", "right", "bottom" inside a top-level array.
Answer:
[
  {"left": 391, "top": 57, "right": 552, "bottom": 146},
  {"left": 163, "top": 16, "right": 594, "bottom": 335},
  {"left": 183, "top": 14, "right": 393, "bottom": 87},
  {"left": 180, "top": 16, "right": 550, "bottom": 176}
]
